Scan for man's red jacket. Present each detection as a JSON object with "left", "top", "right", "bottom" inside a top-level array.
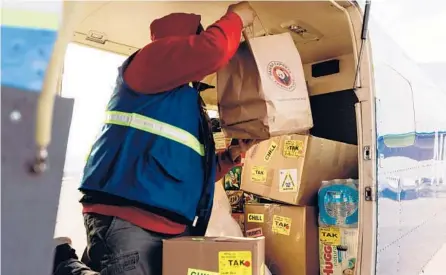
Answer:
[{"left": 83, "top": 11, "right": 243, "bottom": 234}]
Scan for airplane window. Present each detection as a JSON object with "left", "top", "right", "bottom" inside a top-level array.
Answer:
[{"left": 60, "top": 43, "right": 127, "bottom": 179}]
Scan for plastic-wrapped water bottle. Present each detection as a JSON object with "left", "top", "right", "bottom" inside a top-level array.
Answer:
[{"left": 318, "top": 179, "right": 359, "bottom": 228}]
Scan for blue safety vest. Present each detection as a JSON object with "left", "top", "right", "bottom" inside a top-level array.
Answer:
[{"left": 79, "top": 53, "right": 216, "bottom": 228}]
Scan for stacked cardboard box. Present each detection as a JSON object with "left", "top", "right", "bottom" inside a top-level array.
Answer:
[
  {"left": 162, "top": 119, "right": 359, "bottom": 275},
  {"left": 244, "top": 204, "right": 319, "bottom": 275},
  {"left": 163, "top": 236, "right": 265, "bottom": 275},
  {"left": 241, "top": 134, "right": 359, "bottom": 274},
  {"left": 241, "top": 134, "right": 358, "bottom": 206}
]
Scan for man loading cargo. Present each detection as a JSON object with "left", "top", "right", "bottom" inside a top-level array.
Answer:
[{"left": 53, "top": 2, "right": 258, "bottom": 275}]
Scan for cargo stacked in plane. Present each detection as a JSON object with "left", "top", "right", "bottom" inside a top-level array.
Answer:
[{"left": 242, "top": 134, "right": 359, "bottom": 274}]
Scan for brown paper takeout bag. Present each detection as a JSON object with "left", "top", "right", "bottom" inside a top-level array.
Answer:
[{"left": 217, "top": 31, "right": 313, "bottom": 139}]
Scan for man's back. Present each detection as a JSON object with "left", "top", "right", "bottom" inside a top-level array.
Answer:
[{"left": 53, "top": 3, "right": 258, "bottom": 274}]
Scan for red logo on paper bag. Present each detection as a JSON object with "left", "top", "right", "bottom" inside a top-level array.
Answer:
[{"left": 267, "top": 61, "right": 296, "bottom": 91}]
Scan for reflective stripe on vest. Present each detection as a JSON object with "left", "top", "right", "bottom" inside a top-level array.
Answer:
[{"left": 105, "top": 111, "right": 205, "bottom": 156}]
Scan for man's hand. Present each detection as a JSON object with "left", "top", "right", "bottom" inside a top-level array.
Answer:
[
  {"left": 216, "top": 139, "right": 261, "bottom": 180},
  {"left": 227, "top": 139, "right": 262, "bottom": 163},
  {"left": 227, "top": 1, "right": 255, "bottom": 28},
  {"left": 237, "top": 139, "right": 260, "bottom": 153}
]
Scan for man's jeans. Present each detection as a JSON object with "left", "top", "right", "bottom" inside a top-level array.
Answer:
[{"left": 54, "top": 213, "right": 188, "bottom": 275}]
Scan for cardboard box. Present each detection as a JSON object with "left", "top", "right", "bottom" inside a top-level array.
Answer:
[
  {"left": 241, "top": 134, "right": 358, "bottom": 205},
  {"left": 319, "top": 227, "right": 358, "bottom": 275},
  {"left": 163, "top": 236, "right": 265, "bottom": 275},
  {"left": 244, "top": 204, "right": 319, "bottom": 275}
]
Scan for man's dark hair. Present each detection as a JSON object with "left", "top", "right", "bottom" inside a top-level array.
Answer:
[{"left": 210, "top": 118, "right": 221, "bottom": 133}]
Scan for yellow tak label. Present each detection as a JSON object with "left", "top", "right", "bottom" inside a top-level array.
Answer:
[
  {"left": 319, "top": 227, "right": 341, "bottom": 246},
  {"left": 263, "top": 141, "right": 278, "bottom": 162},
  {"left": 219, "top": 251, "right": 252, "bottom": 275},
  {"left": 247, "top": 213, "right": 264, "bottom": 223},
  {"left": 283, "top": 140, "right": 304, "bottom": 158},
  {"left": 251, "top": 166, "right": 267, "bottom": 182},
  {"left": 272, "top": 215, "right": 292, "bottom": 236},
  {"left": 187, "top": 268, "right": 219, "bottom": 275}
]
